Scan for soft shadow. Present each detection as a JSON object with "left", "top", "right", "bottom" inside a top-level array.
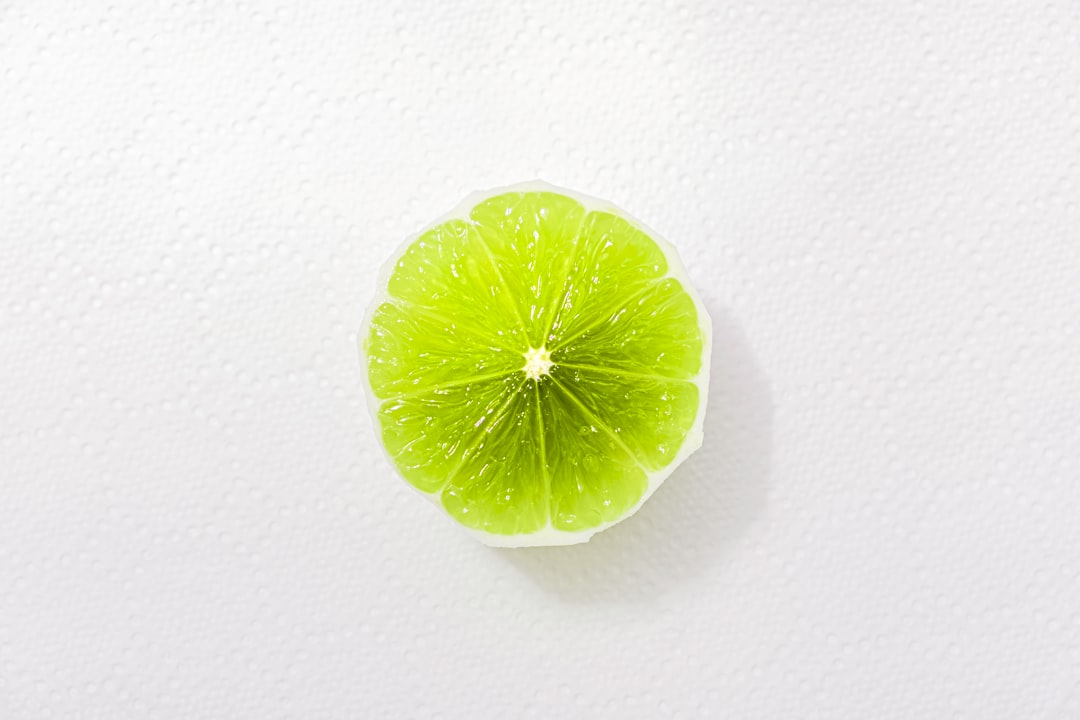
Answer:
[{"left": 500, "top": 302, "right": 772, "bottom": 603}]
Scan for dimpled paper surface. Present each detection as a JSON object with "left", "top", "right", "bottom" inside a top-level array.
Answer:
[{"left": 2, "top": 1, "right": 1080, "bottom": 717}]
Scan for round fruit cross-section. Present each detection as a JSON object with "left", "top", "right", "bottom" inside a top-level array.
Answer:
[{"left": 361, "top": 181, "right": 711, "bottom": 546}]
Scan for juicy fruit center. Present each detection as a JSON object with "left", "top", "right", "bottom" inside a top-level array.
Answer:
[{"left": 522, "top": 346, "right": 553, "bottom": 381}]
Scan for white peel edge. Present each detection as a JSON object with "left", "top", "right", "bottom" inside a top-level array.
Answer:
[{"left": 358, "top": 179, "right": 712, "bottom": 548}]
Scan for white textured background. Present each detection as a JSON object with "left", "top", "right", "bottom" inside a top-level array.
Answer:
[{"left": 3, "top": 1, "right": 1079, "bottom": 717}]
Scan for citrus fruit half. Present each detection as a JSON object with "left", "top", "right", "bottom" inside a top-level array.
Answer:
[{"left": 360, "top": 181, "right": 711, "bottom": 546}]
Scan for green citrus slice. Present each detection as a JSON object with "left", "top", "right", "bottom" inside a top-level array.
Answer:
[{"left": 361, "top": 181, "right": 711, "bottom": 546}]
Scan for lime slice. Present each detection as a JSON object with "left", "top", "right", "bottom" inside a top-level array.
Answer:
[{"left": 361, "top": 181, "right": 711, "bottom": 546}]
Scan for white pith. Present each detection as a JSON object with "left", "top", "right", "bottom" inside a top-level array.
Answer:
[
  {"left": 358, "top": 180, "right": 713, "bottom": 548},
  {"left": 522, "top": 347, "right": 553, "bottom": 381}
]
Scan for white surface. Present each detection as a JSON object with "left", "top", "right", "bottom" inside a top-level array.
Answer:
[{"left": 2, "top": 1, "right": 1079, "bottom": 717}]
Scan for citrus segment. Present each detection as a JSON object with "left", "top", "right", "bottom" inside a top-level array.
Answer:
[
  {"left": 548, "top": 210, "right": 670, "bottom": 346},
  {"left": 550, "top": 365, "right": 699, "bottom": 471},
  {"left": 440, "top": 381, "right": 548, "bottom": 535},
  {"left": 377, "top": 374, "right": 522, "bottom": 493},
  {"left": 468, "top": 191, "right": 587, "bottom": 346},
  {"left": 365, "top": 302, "right": 522, "bottom": 397},
  {"left": 552, "top": 277, "right": 703, "bottom": 380},
  {"left": 540, "top": 377, "right": 648, "bottom": 531},
  {"left": 384, "top": 219, "right": 526, "bottom": 350}
]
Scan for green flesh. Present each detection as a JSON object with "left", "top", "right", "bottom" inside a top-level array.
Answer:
[{"left": 366, "top": 191, "right": 704, "bottom": 536}]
